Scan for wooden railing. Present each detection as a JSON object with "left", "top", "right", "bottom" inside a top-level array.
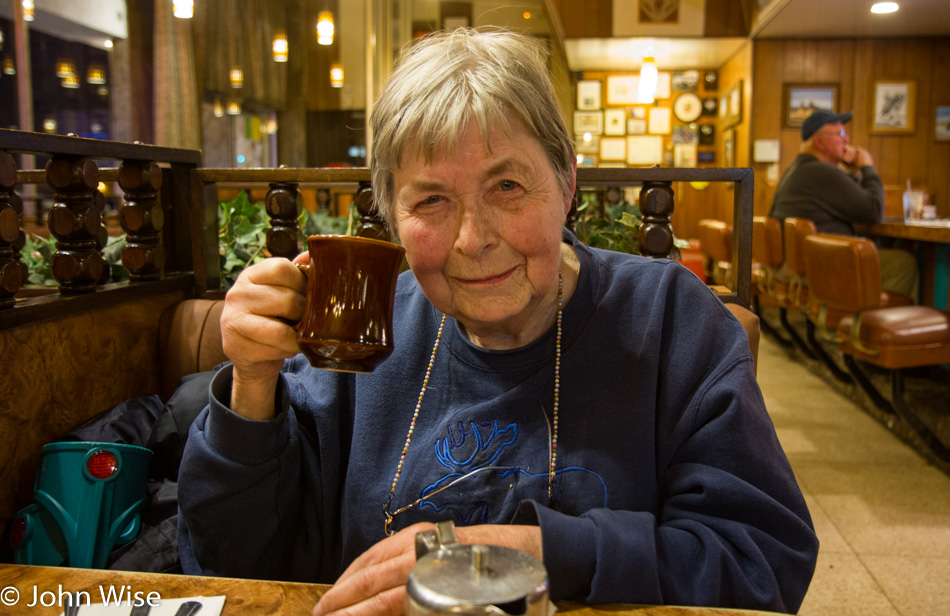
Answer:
[{"left": 0, "top": 130, "right": 754, "bottom": 558}]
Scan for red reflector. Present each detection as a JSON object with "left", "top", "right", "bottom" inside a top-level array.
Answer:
[
  {"left": 87, "top": 450, "right": 120, "bottom": 479},
  {"left": 10, "top": 517, "right": 26, "bottom": 548}
]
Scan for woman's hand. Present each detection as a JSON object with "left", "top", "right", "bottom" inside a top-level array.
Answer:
[
  {"left": 221, "top": 255, "right": 308, "bottom": 420},
  {"left": 312, "top": 524, "right": 543, "bottom": 616}
]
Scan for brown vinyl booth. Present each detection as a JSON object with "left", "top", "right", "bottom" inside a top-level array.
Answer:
[
  {"left": 802, "top": 233, "right": 950, "bottom": 462},
  {"left": 697, "top": 219, "right": 733, "bottom": 288},
  {"left": 1, "top": 130, "right": 758, "bottom": 565}
]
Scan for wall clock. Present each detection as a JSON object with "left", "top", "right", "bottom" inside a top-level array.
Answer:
[{"left": 673, "top": 92, "right": 703, "bottom": 123}]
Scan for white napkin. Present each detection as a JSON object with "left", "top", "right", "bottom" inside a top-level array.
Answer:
[{"left": 59, "top": 595, "right": 225, "bottom": 616}]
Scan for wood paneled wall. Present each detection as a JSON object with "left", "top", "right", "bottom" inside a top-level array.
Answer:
[
  {"left": 548, "top": 0, "right": 612, "bottom": 38},
  {"left": 670, "top": 41, "right": 753, "bottom": 242},
  {"left": 752, "top": 37, "right": 950, "bottom": 219}
]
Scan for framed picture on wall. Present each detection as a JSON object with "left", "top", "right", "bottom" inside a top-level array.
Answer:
[
  {"left": 783, "top": 83, "right": 838, "bottom": 128},
  {"left": 723, "top": 128, "right": 736, "bottom": 168},
  {"left": 936, "top": 106, "right": 950, "bottom": 141},
  {"left": 870, "top": 80, "right": 916, "bottom": 134},
  {"left": 577, "top": 80, "right": 602, "bottom": 111},
  {"left": 606, "top": 75, "right": 640, "bottom": 105},
  {"left": 604, "top": 108, "right": 627, "bottom": 135},
  {"left": 719, "top": 81, "right": 743, "bottom": 128},
  {"left": 574, "top": 111, "right": 603, "bottom": 135}
]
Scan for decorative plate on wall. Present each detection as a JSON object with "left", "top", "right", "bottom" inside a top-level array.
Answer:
[{"left": 673, "top": 92, "right": 703, "bottom": 123}]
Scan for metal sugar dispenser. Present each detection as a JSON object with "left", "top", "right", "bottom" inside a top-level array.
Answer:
[{"left": 407, "top": 521, "right": 552, "bottom": 616}]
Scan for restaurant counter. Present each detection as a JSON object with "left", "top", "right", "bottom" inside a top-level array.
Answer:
[
  {"left": 0, "top": 564, "right": 783, "bottom": 616},
  {"left": 856, "top": 220, "right": 950, "bottom": 309}
]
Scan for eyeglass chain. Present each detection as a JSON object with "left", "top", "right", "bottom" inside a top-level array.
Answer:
[{"left": 382, "top": 270, "right": 564, "bottom": 536}]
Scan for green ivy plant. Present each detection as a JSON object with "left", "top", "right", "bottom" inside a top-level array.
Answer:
[
  {"left": 573, "top": 192, "right": 690, "bottom": 257},
  {"left": 218, "top": 190, "right": 356, "bottom": 288},
  {"left": 21, "top": 233, "right": 128, "bottom": 287}
]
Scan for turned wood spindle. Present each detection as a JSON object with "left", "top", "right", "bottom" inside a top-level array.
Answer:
[
  {"left": 638, "top": 180, "right": 675, "bottom": 259},
  {"left": 46, "top": 155, "right": 106, "bottom": 294},
  {"left": 0, "top": 152, "right": 23, "bottom": 308},
  {"left": 118, "top": 160, "right": 165, "bottom": 280},
  {"left": 354, "top": 181, "right": 390, "bottom": 241},
  {"left": 316, "top": 188, "right": 331, "bottom": 213},
  {"left": 265, "top": 181, "right": 300, "bottom": 259}
]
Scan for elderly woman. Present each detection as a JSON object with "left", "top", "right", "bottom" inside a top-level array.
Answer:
[{"left": 178, "top": 29, "right": 817, "bottom": 615}]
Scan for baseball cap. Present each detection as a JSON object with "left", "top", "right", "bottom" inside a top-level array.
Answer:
[{"left": 801, "top": 110, "right": 853, "bottom": 141}]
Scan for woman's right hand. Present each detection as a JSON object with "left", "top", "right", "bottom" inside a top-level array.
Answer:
[{"left": 221, "top": 256, "right": 308, "bottom": 420}]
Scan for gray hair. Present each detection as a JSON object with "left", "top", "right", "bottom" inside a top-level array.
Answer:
[{"left": 369, "top": 28, "right": 575, "bottom": 229}]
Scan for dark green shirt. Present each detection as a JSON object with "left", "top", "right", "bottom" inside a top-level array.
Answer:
[{"left": 769, "top": 153, "right": 884, "bottom": 236}]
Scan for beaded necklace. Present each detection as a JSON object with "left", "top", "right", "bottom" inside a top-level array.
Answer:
[{"left": 382, "top": 271, "right": 564, "bottom": 536}]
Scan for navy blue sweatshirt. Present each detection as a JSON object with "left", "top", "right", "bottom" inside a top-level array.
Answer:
[{"left": 178, "top": 234, "right": 818, "bottom": 612}]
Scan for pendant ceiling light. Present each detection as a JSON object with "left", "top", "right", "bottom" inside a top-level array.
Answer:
[
  {"left": 273, "top": 32, "right": 288, "bottom": 62},
  {"left": 638, "top": 56, "right": 658, "bottom": 104},
  {"left": 3, "top": 57, "right": 15, "bottom": 76},
  {"left": 330, "top": 63, "right": 343, "bottom": 88},
  {"left": 62, "top": 75, "right": 80, "bottom": 89},
  {"left": 87, "top": 66, "right": 107, "bottom": 85},
  {"left": 230, "top": 67, "right": 243, "bottom": 88},
  {"left": 22, "top": 1, "right": 34, "bottom": 22},
  {"left": 213, "top": 98, "right": 224, "bottom": 117},
  {"left": 173, "top": 0, "right": 194, "bottom": 19},
  {"left": 316, "top": 11, "right": 334, "bottom": 46},
  {"left": 227, "top": 100, "right": 241, "bottom": 115}
]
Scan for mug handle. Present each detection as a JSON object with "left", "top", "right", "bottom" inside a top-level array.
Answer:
[{"left": 275, "top": 262, "right": 309, "bottom": 328}]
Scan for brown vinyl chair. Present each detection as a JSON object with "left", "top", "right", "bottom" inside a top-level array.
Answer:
[
  {"left": 698, "top": 219, "right": 733, "bottom": 289},
  {"left": 751, "top": 216, "right": 800, "bottom": 351},
  {"left": 802, "top": 233, "right": 950, "bottom": 461}
]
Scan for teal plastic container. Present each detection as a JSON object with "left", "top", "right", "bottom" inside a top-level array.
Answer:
[
  {"left": 25, "top": 441, "right": 152, "bottom": 569},
  {"left": 9, "top": 502, "right": 68, "bottom": 566}
]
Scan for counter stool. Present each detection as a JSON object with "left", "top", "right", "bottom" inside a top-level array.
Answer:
[
  {"left": 753, "top": 217, "right": 808, "bottom": 354},
  {"left": 698, "top": 219, "right": 733, "bottom": 288},
  {"left": 802, "top": 233, "right": 950, "bottom": 461},
  {"left": 785, "top": 218, "right": 859, "bottom": 378}
]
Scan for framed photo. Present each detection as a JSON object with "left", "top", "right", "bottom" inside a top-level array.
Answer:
[
  {"left": 672, "top": 70, "right": 699, "bottom": 92},
  {"left": 936, "top": 106, "right": 950, "bottom": 141},
  {"left": 783, "top": 83, "right": 838, "bottom": 128},
  {"left": 672, "top": 125, "right": 698, "bottom": 145},
  {"left": 719, "top": 81, "right": 743, "bottom": 128},
  {"left": 599, "top": 136, "right": 627, "bottom": 161},
  {"left": 648, "top": 107, "right": 672, "bottom": 134},
  {"left": 674, "top": 144, "right": 698, "bottom": 168},
  {"left": 574, "top": 111, "right": 603, "bottom": 135},
  {"left": 604, "top": 108, "right": 627, "bottom": 135},
  {"left": 627, "top": 118, "right": 647, "bottom": 135},
  {"left": 656, "top": 72, "right": 672, "bottom": 99},
  {"left": 606, "top": 75, "right": 640, "bottom": 105},
  {"left": 575, "top": 134, "right": 600, "bottom": 154},
  {"left": 703, "top": 71, "right": 718, "bottom": 91},
  {"left": 699, "top": 124, "right": 715, "bottom": 146},
  {"left": 576, "top": 80, "right": 602, "bottom": 111},
  {"left": 629, "top": 106, "right": 647, "bottom": 119},
  {"left": 723, "top": 128, "right": 736, "bottom": 168},
  {"left": 626, "top": 135, "right": 664, "bottom": 166},
  {"left": 698, "top": 150, "right": 716, "bottom": 164},
  {"left": 871, "top": 80, "right": 916, "bottom": 134}
]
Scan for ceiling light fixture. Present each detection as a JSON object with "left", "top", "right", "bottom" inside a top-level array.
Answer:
[
  {"left": 87, "top": 66, "right": 106, "bottom": 85},
  {"left": 22, "top": 1, "right": 34, "bottom": 22},
  {"left": 272, "top": 32, "right": 288, "bottom": 62},
  {"left": 61, "top": 75, "right": 80, "bottom": 89},
  {"left": 638, "top": 56, "right": 658, "bottom": 104},
  {"left": 870, "top": 2, "right": 899, "bottom": 13},
  {"left": 330, "top": 63, "right": 344, "bottom": 88},
  {"left": 104, "top": 39, "right": 114, "bottom": 49},
  {"left": 213, "top": 98, "right": 224, "bottom": 117},
  {"left": 230, "top": 67, "right": 243, "bottom": 88},
  {"left": 316, "top": 11, "right": 334, "bottom": 46},
  {"left": 173, "top": 0, "right": 194, "bottom": 19},
  {"left": 227, "top": 100, "right": 241, "bottom": 115},
  {"left": 3, "top": 57, "right": 15, "bottom": 75}
]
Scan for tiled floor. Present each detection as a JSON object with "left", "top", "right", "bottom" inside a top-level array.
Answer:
[{"left": 757, "top": 335, "right": 950, "bottom": 616}]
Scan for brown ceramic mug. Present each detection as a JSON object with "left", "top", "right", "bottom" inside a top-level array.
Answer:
[{"left": 295, "top": 234, "right": 405, "bottom": 373}]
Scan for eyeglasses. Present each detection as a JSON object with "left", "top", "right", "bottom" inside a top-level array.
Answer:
[{"left": 819, "top": 129, "right": 847, "bottom": 138}]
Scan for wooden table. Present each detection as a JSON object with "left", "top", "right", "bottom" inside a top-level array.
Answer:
[
  {"left": 0, "top": 564, "right": 781, "bottom": 615},
  {"left": 856, "top": 221, "right": 950, "bottom": 309}
]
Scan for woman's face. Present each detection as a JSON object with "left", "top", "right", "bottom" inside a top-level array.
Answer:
[{"left": 391, "top": 118, "right": 573, "bottom": 341}]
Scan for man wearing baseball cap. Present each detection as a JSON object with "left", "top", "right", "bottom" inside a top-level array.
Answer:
[{"left": 769, "top": 110, "right": 918, "bottom": 301}]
